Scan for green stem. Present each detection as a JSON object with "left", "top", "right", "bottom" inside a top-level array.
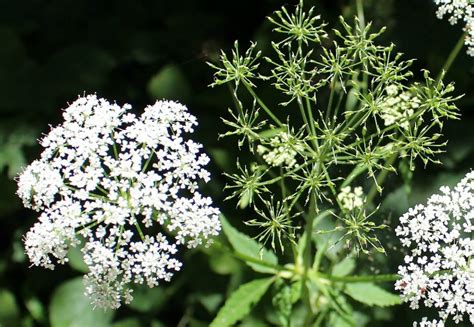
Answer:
[
  {"left": 366, "top": 152, "right": 398, "bottom": 203},
  {"left": 437, "top": 31, "right": 467, "bottom": 82},
  {"left": 213, "top": 240, "right": 401, "bottom": 283},
  {"left": 325, "top": 77, "right": 336, "bottom": 123},
  {"left": 331, "top": 85, "right": 346, "bottom": 127},
  {"left": 134, "top": 221, "right": 145, "bottom": 240},
  {"left": 303, "top": 194, "right": 317, "bottom": 271},
  {"left": 305, "top": 97, "right": 318, "bottom": 145},
  {"left": 315, "top": 272, "right": 400, "bottom": 283},
  {"left": 298, "top": 97, "right": 319, "bottom": 151},
  {"left": 243, "top": 81, "right": 284, "bottom": 127},
  {"left": 298, "top": 96, "right": 312, "bottom": 136},
  {"left": 356, "top": 0, "right": 365, "bottom": 29},
  {"left": 228, "top": 84, "right": 245, "bottom": 116}
]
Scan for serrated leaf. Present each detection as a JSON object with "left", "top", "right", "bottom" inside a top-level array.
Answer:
[
  {"left": 343, "top": 282, "right": 402, "bottom": 307},
  {"left": 210, "top": 278, "right": 273, "bottom": 327},
  {"left": 49, "top": 278, "right": 114, "bottom": 327},
  {"left": 220, "top": 215, "right": 278, "bottom": 273}
]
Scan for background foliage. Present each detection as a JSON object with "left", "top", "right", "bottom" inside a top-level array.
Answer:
[{"left": 0, "top": 0, "right": 472, "bottom": 326}]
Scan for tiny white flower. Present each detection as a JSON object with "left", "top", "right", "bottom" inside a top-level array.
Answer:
[{"left": 379, "top": 84, "right": 420, "bottom": 130}]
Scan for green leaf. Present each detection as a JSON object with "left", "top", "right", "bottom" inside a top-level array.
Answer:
[
  {"left": 0, "top": 289, "right": 19, "bottom": 324},
  {"left": 49, "top": 278, "right": 114, "bottom": 327},
  {"left": 198, "top": 293, "right": 223, "bottom": 313},
  {"left": 220, "top": 215, "right": 278, "bottom": 273},
  {"left": 67, "top": 246, "right": 88, "bottom": 273},
  {"left": 343, "top": 282, "right": 402, "bottom": 307},
  {"left": 0, "top": 126, "right": 37, "bottom": 178},
  {"left": 112, "top": 318, "right": 141, "bottom": 327},
  {"left": 329, "top": 311, "right": 369, "bottom": 327},
  {"left": 209, "top": 148, "right": 233, "bottom": 172},
  {"left": 147, "top": 63, "right": 191, "bottom": 103},
  {"left": 381, "top": 187, "right": 409, "bottom": 216},
  {"left": 127, "top": 286, "right": 166, "bottom": 313},
  {"left": 345, "top": 87, "right": 359, "bottom": 112},
  {"left": 332, "top": 256, "right": 356, "bottom": 277},
  {"left": 258, "top": 127, "right": 284, "bottom": 139},
  {"left": 209, "top": 250, "right": 240, "bottom": 275},
  {"left": 210, "top": 277, "right": 273, "bottom": 327},
  {"left": 25, "top": 297, "right": 45, "bottom": 322}
]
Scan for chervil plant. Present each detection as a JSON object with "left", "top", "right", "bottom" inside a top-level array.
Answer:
[
  {"left": 18, "top": 95, "right": 220, "bottom": 309},
  {"left": 208, "top": 0, "right": 464, "bottom": 325}
]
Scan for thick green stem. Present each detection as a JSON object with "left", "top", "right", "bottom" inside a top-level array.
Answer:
[
  {"left": 213, "top": 239, "right": 401, "bottom": 282},
  {"left": 315, "top": 272, "right": 400, "bottom": 283},
  {"left": 356, "top": 0, "right": 365, "bottom": 29}
]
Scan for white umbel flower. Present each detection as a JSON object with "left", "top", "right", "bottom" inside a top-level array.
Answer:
[
  {"left": 395, "top": 171, "right": 474, "bottom": 325},
  {"left": 17, "top": 95, "right": 221, "bottom": 309},
  {"left": 256, "top": 131, "right": 304, "bottom": 168},
  {"left": 434, "top": 0, "right": 474, "bottom": 56},
  {"left": 380, "top": 84, "right": 421, "bottom": 130}
]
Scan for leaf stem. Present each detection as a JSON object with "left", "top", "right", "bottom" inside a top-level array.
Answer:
[
  {"left": 243, "top": 81, "right": 284, "bottom": 127},
  {"left": 437, "top": 31, "right": 467, "bottom": 82},
  {"left": 315, "top": 272, "right": 400, "bottom": 283},
  {"left": 366, "top": 152, "right": 398, "bottom": 203}
]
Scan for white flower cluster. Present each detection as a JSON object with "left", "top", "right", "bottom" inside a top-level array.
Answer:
[
  {"left": 337, "top": 186, "right": 365, "bottom": 211},
  {"left": 395, "top": 171, "right": 474, "bottom": 325},
  {"left": 434, "top": 0, "right": 474, "bottom": 56},
  {"left": 17, "top": 95, "right": 220, "bottom": 309},
  {"left": 380, "top": 84, "right": 421, "bottom": 130},
  {"left": 256, "top": 131, "right": 303, "bottom": 168}
]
